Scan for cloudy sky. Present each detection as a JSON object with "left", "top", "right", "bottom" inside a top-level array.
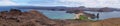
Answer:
[{"left": 0, "top": 0, "right": 120, "bottom": 8}]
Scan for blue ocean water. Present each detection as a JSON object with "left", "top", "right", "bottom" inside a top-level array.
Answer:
[
  {"left": 38, "top": 10, "right": 75, "bottom": 19},
  {"left": 0, "top": 9, "right": 11, "bottom": 11}
]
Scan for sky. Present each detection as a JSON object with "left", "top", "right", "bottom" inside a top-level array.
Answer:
[{"left": 0, "top": 0, "right": 120, "bottom": 8}]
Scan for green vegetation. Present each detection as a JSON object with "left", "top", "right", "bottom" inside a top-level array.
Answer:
[
  {"left": 75, "top": 15, "right": 96, "bottom": 22},
  {"left": 79, "top": 15, "right": 87, "bottom": 20}
]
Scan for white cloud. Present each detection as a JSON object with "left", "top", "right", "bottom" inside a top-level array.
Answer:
[
  {"left": 0, "top": 0, "right": 18, "bottom": 6},
  {"left": 58, "top": 0, "right": 120, "bottom": 8},
  {"left": 0, "top": 0, "right": 120, "bottom": 8}
]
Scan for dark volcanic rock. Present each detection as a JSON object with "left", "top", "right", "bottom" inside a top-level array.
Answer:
[
  {"left": 9, "top": 9, "right": 22, "bottom": 15},
  {"left": 0, "top": 9, "right": 63, "bottom": 26}
]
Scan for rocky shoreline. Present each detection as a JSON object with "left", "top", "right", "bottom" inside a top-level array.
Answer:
[{"left": 0, "top": 9, "right": 120, "bottom": 26}]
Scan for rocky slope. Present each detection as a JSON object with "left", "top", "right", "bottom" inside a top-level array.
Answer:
[
  {"left": 74, "top": 18, "right": 120, "bottom": 26},
  {"left": 0, "top": 9, "right": 64, "bottom": 26}
]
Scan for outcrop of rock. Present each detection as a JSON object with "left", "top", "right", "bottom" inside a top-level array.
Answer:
[{"left": 0, "top": 9, "right": 63, "bottom": 26}]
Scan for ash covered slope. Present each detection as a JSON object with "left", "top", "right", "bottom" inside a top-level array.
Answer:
[
  {"left": 92, "top": 18, "right": 120, "bottom": 26},
  {"left": 77, "top": 18, "right": 120, "bottom": 26},
  {"left": 0, "top": 9, "right": 63, "bottom": 26}
]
